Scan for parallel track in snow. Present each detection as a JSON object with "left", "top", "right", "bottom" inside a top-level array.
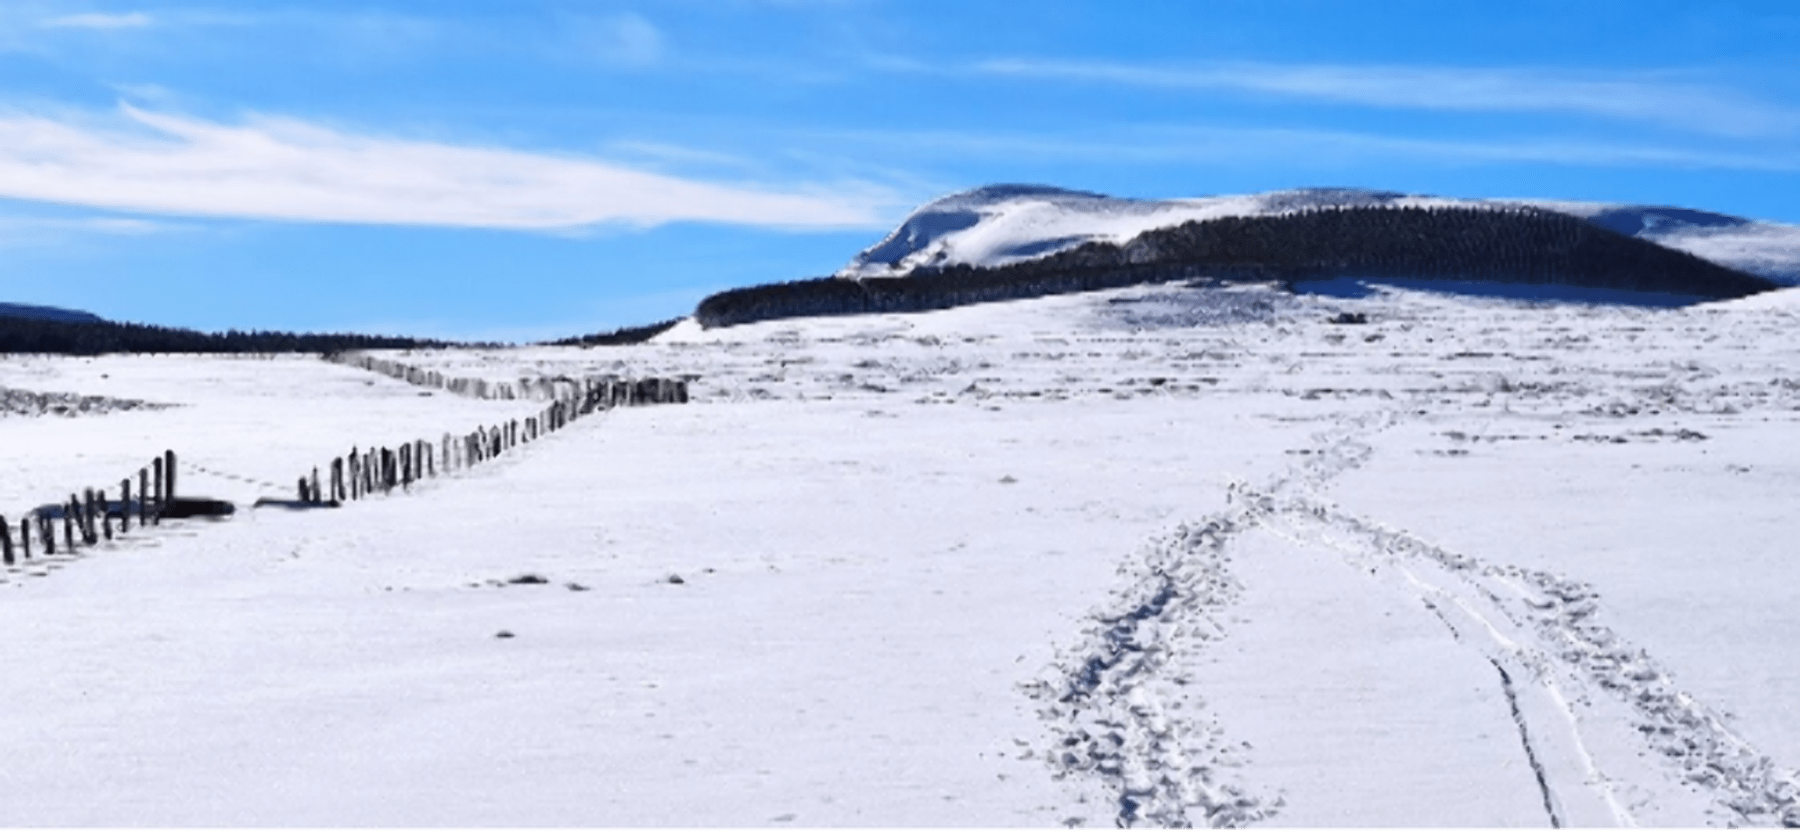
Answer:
[{"left": 1034, "top": 407, "right": 1800, "bottom": 827}]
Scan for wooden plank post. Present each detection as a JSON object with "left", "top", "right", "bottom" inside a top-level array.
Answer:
[
  {"left": 88, "top": 489, "right": 106, "bottom": 542},
  {"left": 69, "top": 495, "right": 86, "bottom": 546},
  {"left": 99, "top": 487, "right": 113, "bottom": 541},
  {"left": 121, "top": 478, "right": 132, "bottom": 533},
  {"left": 165, "top": 450, "right": 177, "bottom": 503},
  {"left": 81, "top": 492, "right": 96, "bottom": 544},
  {"left": 151, "top": 456, "right": 164, "bottom": 525}
]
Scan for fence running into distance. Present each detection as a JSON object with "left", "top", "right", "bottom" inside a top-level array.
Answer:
[{"left": 2, "top": 352, "right": 693, "bottom": 571}]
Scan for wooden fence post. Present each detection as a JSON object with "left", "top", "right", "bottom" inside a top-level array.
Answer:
[
  {"left": 151, "top": 456, "right": 164, "bottom": 525},
  {"left": 99, "top": 488, "right": 113, "bottom": 540},
  {"left": 165, "top": 450, "right": 177, "bottom": 503},
  {"left": 139, "top": 468, "right": 149, "bottom": 526},
  {"left": 20, "top": 515, "right": 30, "bottom": 559},
  {"left": 121, "top": 478, "right": 132, "bottom": 533},
  {"left": 81, "top": 490, "right": 96, "bottom": 544},
  {"left": 38, "top": 512, "right": 53, "bottom": 556},
  {"left": 311, "top": 467, "right": 321, "bottom": 505},
  {"left": 70, "top": 494, "right": 89, "bottom": 546},
  {"left": 298, "top": 477, "right": 310, "bottom": 502},
  {"left": 63, "top": 498, "right": 77, "bottom": 549},
  {"left": 2, "top": 515, "right": 12, "bottom": 566}
]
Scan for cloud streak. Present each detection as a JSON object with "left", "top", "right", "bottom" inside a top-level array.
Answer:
[
  {"left": 0, "top": 105, "right": 889, "bottom": 231},
  {"left": 41, "top": 11, "right": 154, "bottom": 29},
  {"left": 975, "top": 59, "right": 1800, "bottom": 138}
]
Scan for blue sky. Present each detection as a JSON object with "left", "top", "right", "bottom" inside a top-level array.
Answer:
[{"left": 1, "top": 0, "right": 1797, "bottom": 340}]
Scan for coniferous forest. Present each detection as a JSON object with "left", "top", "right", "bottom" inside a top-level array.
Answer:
[
  {"left": 0, "top": 314, "right": 456, "bottom": 355},
  {"left": 696, "top": 205, "right": 1780, "bottom": 328}
]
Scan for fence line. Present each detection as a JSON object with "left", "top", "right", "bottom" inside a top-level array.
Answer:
[
  {"left": 3, "top": 362, "right": 693, "bottom": 577},
  {"left": 2, "top": 450, "right": 179, "bottom": 568},
  {"left": 285, "top": 375, "right": 689, "bottom": 508},
  {"left": 322, "top": 350, "right": 696, "bottom": 404}
]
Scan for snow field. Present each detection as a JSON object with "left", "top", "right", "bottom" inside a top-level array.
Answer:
[{"left": 5, "top": 278, "right": 1800, "bottom": 824}]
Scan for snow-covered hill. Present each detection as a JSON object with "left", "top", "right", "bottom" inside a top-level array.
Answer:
[{"left": 838, "top": 185, "right": 1800, "bottom": 285}]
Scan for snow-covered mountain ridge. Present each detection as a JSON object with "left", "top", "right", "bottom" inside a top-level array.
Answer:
[{"left": 839, "top": 185, "right": 1800, "bottom": 285}]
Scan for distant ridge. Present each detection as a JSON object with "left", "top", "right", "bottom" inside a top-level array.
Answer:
[
  {"left": 0, "top": 315, "right": 461, "bottom": 355},
  {"left": 837, "top": 185, "right": 1800, "bottom": 285},
  {"left": 0, "top": 302, "right": 104, "bottom": 324},
  {"left": 697, "top": 203, "right": 1778, "bottom": 328}
]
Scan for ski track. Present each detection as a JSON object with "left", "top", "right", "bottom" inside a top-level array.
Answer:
[{"left": 1035, "top": 404, "right": 1800, "bottom": 827}]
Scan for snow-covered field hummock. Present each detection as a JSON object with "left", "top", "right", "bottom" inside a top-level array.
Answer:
[{"left": 5, "top": 279, "right": 1800, "bottom": 826}]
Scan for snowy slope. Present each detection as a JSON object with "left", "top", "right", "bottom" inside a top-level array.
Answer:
[
  {"left": 6, "top": 282, "right": 1800, "bottom": 824},
  {"left": 839, "top": 185, "right": 1800, "bottom": 285}
]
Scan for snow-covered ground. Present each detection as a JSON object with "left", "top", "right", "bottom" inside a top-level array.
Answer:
[{"left": 5, "top": 279, "right": 1800, "bottom": 825}]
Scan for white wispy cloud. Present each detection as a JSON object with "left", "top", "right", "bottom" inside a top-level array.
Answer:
[
  {"left": 566, "top": 12, "right": 663, "bottom": 67},
  {"left": 40, "top": 10, "right": 153, "bottom": 29},
  {"left": 0, "top": 105, "right": 890, "bottom": 231},
  {"left": 974, "top": 59, "right": 1800, "bottom": 138}
]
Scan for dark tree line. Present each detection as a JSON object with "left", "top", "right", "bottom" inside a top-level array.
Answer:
[
  {"left": 0, "top": 315, "right": 458, "bottom": 355},
  {"left": 540, "top": 317, "right": 683, "bottom": 347},
  {"left": 696, "top": 205, "right": 1780, "bottom": 328}
]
